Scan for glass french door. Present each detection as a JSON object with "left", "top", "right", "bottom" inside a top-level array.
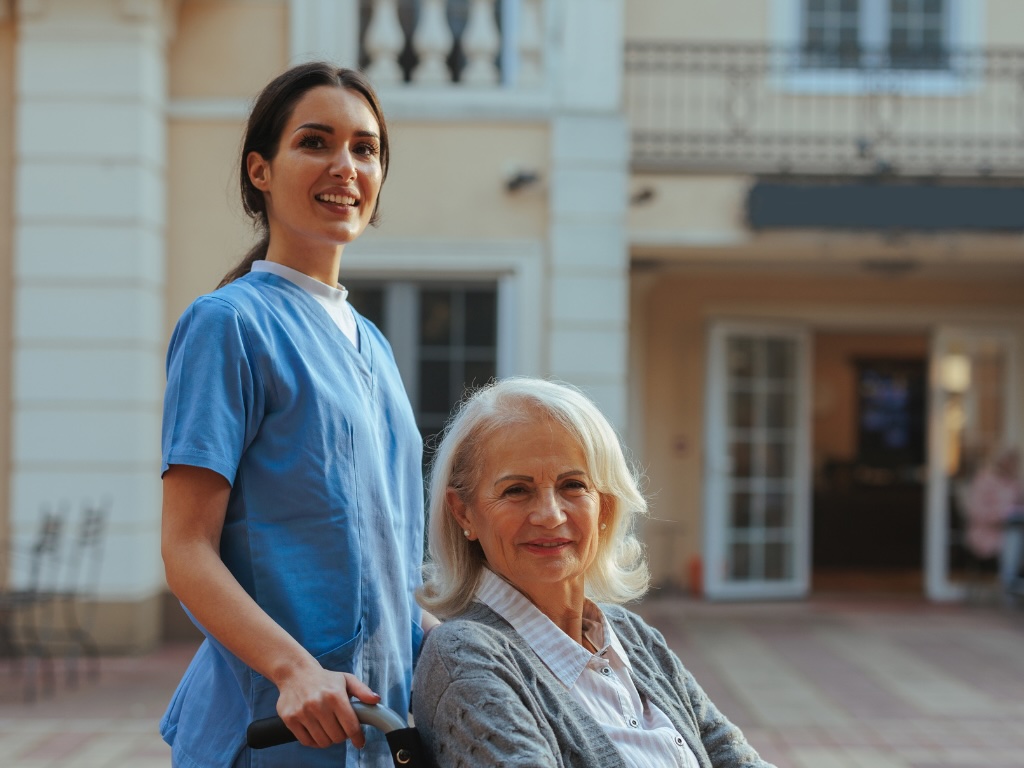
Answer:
[
  {"left": 704, "top": 323, "right": 812, "bottom": 599},
  {"left": 926, "top": 328, "right": 1017, "bottom": 600}
]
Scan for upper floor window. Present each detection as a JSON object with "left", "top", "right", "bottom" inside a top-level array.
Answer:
[{"left": 802, "top": 0, "right": 950, "bottom": 70}]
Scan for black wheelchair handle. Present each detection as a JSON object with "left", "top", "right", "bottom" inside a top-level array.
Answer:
[{"left": 246, "top": 701, "right": 409, "bottom": 749}]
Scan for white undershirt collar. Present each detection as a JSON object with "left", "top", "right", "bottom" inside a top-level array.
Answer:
[{"left": 252, "top": 260, "right": 358, "bottom": 347}]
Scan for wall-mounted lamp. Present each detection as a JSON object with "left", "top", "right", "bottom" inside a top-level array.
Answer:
[
  {"left": 505, "top": 170, "right": 541, "bottom": 193},
  {"left": 630, "top": 186, "right": 656, "bottom": 205},
  {"left": 939, "top": 354, "right": 971, "bottom": 394}
]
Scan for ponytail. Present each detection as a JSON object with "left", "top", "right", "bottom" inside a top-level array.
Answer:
[{"left": 217, "top": 236, "right": 269, "bottom": 289}]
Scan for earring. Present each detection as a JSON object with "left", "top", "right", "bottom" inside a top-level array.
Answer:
[
  {"left": 463, "top": 530, "right": 471, "bottom": 538},
  {"left": 600, "top": 523, "right": 607, "bottom": 531}
]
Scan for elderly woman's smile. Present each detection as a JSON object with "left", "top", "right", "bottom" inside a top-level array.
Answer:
[{"left": 448, "top": 412, "right": 605, "bottom": 611}]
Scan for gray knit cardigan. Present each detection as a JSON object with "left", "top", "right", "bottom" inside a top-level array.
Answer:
[{"left": 411, "top": 602, "right": 776, "bottom": 768}]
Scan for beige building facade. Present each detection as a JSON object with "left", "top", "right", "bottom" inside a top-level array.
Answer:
[
  {"left": 1, "top": 0, "right": 1022, "bottom": 651},
  {"left": 627, "top": 0, "right": 1024, "bottom": 602}
]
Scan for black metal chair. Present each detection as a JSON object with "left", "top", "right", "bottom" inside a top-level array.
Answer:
[
  {"left": 0, "top": 506, "right": 67, "bottom": 701},
  {"left": 40, "top": 500, "right": 108, "bottom": 687}
]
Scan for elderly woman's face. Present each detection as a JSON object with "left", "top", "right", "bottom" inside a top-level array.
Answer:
[{"left": 450, "top": 414, "right": 604, "bottom": 605}]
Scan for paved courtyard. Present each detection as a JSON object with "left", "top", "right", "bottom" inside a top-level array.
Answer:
[
  {"left": 1, "top": 594, "right": 1022, "bottom": 767},
  {"left": 638, "top": 594, "right": 1024, "bottom": 768}
]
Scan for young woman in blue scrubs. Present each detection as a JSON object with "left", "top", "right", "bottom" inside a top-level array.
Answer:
[{"left": 160, "top": 62, "right": 436, "bottom": 767}]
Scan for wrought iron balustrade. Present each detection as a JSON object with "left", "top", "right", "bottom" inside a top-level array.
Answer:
[{"left": 625, "top": 42, "right": 1024, "bottom": 177}]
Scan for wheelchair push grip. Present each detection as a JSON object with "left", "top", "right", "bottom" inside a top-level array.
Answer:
[{"left": 247, "top": 702, "right": 425, "bottom": 767}]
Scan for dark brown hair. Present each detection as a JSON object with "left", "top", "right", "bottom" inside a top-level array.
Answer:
[{"left": 218, "top": 62, "right": 390, "bottom": 288}]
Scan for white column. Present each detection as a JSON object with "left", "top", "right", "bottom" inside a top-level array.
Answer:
[
  {"left": 364, "top": 0, "right": 405, "bottom": 85},
  {"left": 557, "top": 0, "right": 622, "bottom": 111},
  {"left": 11, "top": 0, "right": 171, "bottom": 650},
  {"left": 461, "top": 0, "right": 500, "bottom": 85},
  {"left": 547, "top": 116, "right": 629, "bottom": 431},
  {"left": 412, "top": 0, "right": 453, "bottom": 85},
  {"left": 545, "top": 0, "right": 628, "bottom": 431}
]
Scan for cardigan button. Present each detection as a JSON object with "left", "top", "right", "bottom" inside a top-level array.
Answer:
[
  {"left": 675, "top": 735, "right": 685, "bottom": 747},
  {"left": 627, "top": 717, "right": 639, "bottom": 728}
]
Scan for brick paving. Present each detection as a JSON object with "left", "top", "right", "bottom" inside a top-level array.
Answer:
[
  {"left": 637, "top": 595, "right": 1024, "bottom": 768},
  {"left": 0, "top": 642, "right": 194, "bottom": 767},
  {"left": 1, "top": 595, "right": 1022, "bottom": 767}
]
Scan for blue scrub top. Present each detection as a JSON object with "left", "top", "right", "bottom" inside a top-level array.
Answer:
[{"left": 159, "top": 272, "right": 425, "bottom": 767}]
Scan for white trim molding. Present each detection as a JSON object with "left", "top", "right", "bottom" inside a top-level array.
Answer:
[{"left": 342, "top": 237, "right": 546, "bottom": 378}]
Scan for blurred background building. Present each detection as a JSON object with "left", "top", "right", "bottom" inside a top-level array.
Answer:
[{"left": 0, "top": 0, "right": 1022, "bottom": 652}]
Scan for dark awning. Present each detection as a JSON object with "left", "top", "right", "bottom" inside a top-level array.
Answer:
[{"left": 747, "top": 180, "right": 1024, "bottom": 233}]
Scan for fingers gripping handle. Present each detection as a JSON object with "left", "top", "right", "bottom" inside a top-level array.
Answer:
[{"left": 246, "top": 701, "right": 410, "bottom": 749}]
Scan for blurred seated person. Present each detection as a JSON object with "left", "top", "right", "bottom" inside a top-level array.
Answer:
[
  {"left": 965, "top": 447, "right": 1023, "bottom": 590},
  {"left": 966, "top": 447, "right": 1020, "bottom": 558},
  {"left": 413, "top": 377, "right": 776, "bottom": 768}
]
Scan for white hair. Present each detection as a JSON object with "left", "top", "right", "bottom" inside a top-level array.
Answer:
[{"left": 418, "top": 377, "right": 650, "bottom": 619}]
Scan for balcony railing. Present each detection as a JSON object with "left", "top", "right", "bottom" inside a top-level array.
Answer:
[
  {"left": 625, "top": 42, "right": 1024, "bottom": 177},
  {"left": 358, "top": 0, "right": 543, "bottom": 88}
]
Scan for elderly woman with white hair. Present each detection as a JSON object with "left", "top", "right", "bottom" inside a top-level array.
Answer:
[{"left": 412, "top": 377, "right": 775, "bottom": 768}]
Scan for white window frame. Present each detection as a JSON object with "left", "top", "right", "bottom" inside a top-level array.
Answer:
[
  {"left": 771, "top": 0, "right": 985, "bottom": 95},
  {"left": 349, "top": 279, "right": 505, "bottom": 423},
  {"left": 340, "top": 237, "right": 545, "bottom": 381}
]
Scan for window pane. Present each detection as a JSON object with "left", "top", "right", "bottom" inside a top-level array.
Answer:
[
  {"left": 732, "top": 441, "right": 753, "bottom": 478},
  {"left": 765, "top": 440, "right": 791, "bottom": 478},
  {"left": 730, "top": 391, "right": 755, "bottom": 429},
  {"left": 347, "top": 286, "right": 385, "bottom": 332},
  {"left": 765, "top": 391, "right": 792, "bottom": 430},
  {"left": 838, "top": 26, "right": 859, "bottom": 46},
  {"left": 765, "top": 493, "right": 789, "bottom": 528},
  {"left": 803, "top": 0, "right": 861, "bottom": 68},
  {"left": 732, "top": 492, "right": 753, "bottom": 529},
  {"left": 764, "top": 339, "right": 794, "bottom": 380},
  {"left": 765, "top": 541, "right": 791, "bottom": 580},
  {"left": 465, "top": 289, "right": 497, "bottom": 346},
  {"left": 730, "top": 542, "right": 752, "bottom": 580},
  {"left": 806, "top": 26, "right": 825, "bottom": 48},
  {"left": 420, "top": 290, "right": 453, "bottom": 345},
  {"left": 728, "top": 339, "right": 755, "bottom": 379},
  {"left": 419, "top": 360, "right": 451, "bottom": 414},
  {"left": 888, "top": 0, "right": 947, "bottom": 69}
]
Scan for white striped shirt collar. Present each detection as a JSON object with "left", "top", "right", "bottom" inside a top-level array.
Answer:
[{"left": 475, "top": 568, "right": 633, "bottom": 689}]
